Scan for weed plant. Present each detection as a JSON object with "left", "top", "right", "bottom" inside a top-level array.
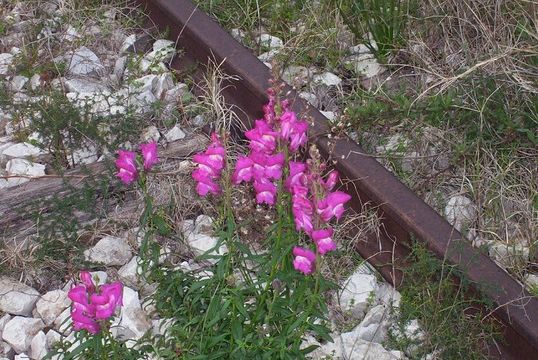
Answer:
[{"left": 388, "top": 242, "right": 501, "bottom": 359}]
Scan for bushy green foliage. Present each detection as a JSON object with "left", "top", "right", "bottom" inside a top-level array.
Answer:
[
  {"left": 335, "top": 0, "right": 409, "bottom": 61},
  {"left": 146, "top": 212, "right": 335, "bottom": 359},
  {"left": 387, "top": 243, "right": 500, "bottom": 359}
]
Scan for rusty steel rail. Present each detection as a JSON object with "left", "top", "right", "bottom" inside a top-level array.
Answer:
[{"left": 137, "top": 0, "right": 538, "bottom": 358}]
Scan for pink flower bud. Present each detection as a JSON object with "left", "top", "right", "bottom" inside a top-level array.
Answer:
[
  {"left": 79, "top": 271, "right": 95, "bottom": 293},
  {"left": 323, "top": 170, "right": 339, "bottom": 191},
  {"left": 115, "top": 150, "right": 137, "bottom": 185},
  {"left": 292, "top": 246, "right": 316, "bottom": 275},
  {"left": 140, "top": 142, "right": 159, "bottom": 170}
]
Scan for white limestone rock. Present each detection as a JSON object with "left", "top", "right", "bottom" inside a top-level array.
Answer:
[
  {"left": 120, "top": 34, "right": 137, "bottom": 53},
  {"left": 0, "top": 277, "right": 40, "bottom": 316},
  {"left": 53, "top": 307, "right": 72, "bottom": 335},
  {"left": 113, "top": 56, "right": 128, "bottom": 80},
  {"left": 155, "top": 72, "right": 175, "bottom": 99},
  {"left": 164, "top": 125, "right": 185, "bottom": 143},
  {"left": 83, "top": 236, "right": 133, "bottom": 266},
  {"left": 112, "top": 287, "right": 151, "bottom": 341},
  {"left": 145, "top": 39, "right": 175, "bottom": 63},
  {"left": 354, "top": 304, "right": 391, "bottom": 343},
  {"left": 71, "top": 146, "right": 98, "bottom": 166},
  {"left": 9, "top": 76, "right": 29, "bottom": 92},
  {"left": 336, "top": 271, "right": 379, "bottom": 319},
  {"left": 340, "top": 333, "right": 404, "bottom": 359},
  {"left": 257, "top": 34, "right": 283, "bottom": 49},
  {"left": 320, "top": 111, "right": 336, "bottom": 121},
  {"left": 444, "top": 195, "right": 477, "bottom": 232},
  {"left": 2, "top": 317, "right": 45, "bottom": 354},
  {"left": 118, "top": 256, "right": 147, "bottom": 290},
  {"left": 29, "top": 330, "right": 47, "bottom": 360},
  {"left": 141, "top": 126, "right": 161, "bottom": 143},
  {"left": 312, "top": 72, "right": 342, "bottom": 87},
  {"left": 35, "top": 290, "right": 70, "bottom": 326},
  {"left": 182, "top": 216, "right": 227, "bottom": 258},
  {"left": 257, "top": 49, "right": 279, "bottom": 62},
  {"left": 29, "top": 75, "right": 43, "bottom": 91},
  {"left": 15, "top": 354, "right": 30, "bottom": 360},
  {"left": 489, "top": 242, "right": 529, "bottom": 269},
  {"left": 45, "top": 330, "right": 61, "bottom": 349},
  {"left": 0, "top": 53, "right": 14, "bottom": 76},
  {"left": 0, "top": 314, "right": 11, "bottom": 336},
  {"left": 163, "top": 83, "right": 188, "bottom": 104},
  {"left": 299, "top": 92, "right": 317, "bottom": 107},
  {"left": 65, "top": 78, "right": 109, "bottom": 93},
  {"left": 62, "top": 47, "right": 105, "bottom": 77},
  {"left": 1, "top": 341, "right": 14, "bottom": 359},
  {"left": 281, "top": 66, "right": 311, "bottom": 87},
  {"left": 2, "top": 143, "right": 45, "bottom": 158},
  {"left": 346, "top": 54, "right": 385, "bottom": 78}
]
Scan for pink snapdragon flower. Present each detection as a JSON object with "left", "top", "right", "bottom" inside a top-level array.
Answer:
[
  {"left": 292, "top": 246, "right": 316, "bottom": 275},
  {"left": 68, "top": 271, "right": 124, "bottom": 334},
  {"left": 140, "top": 142, "right": 159, "bottom": 170},
  {"left": 323, "top": 170, "right": 339, "bottom": 191},
  {"left": 288, "top": 120, "right": 308, "bottom": 152},
  {"left": 115, "top": 150, "right": 137, "bottom": 185},
  {"left": 91, "top": 282, "right": 123, "bottom": 320},
  {"left": 192, "top": 133, "right": 226, "bottom": 196},
  {"left": 292, "top": 195, "right": 314, "bottom": 234},
  {"left": 232, "top": 156, "right": 254, "bottom": 184},
  {"left": 316, "top": 191, "right": 352, "bottom": 222},
  {"left": 253, "top": 179, "right": 277, "bottom": 205},
  {"left": 245, "top": 120, "right": 278, "bottom": 154},
  {"left": 311, "top": 228, "right": 336, "bottom": 255}
]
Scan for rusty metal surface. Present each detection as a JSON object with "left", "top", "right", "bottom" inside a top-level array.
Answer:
[{"left": 138, "top": 0, "right": 538, "bottom": 358}]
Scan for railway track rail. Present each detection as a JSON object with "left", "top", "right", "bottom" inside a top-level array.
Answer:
[{"left": 135, "top": 0, "right": 538, "bottom": 358}]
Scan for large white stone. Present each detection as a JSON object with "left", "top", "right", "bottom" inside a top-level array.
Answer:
[
  {"left": 2, "top": 317, "right": 45, "bottom": 354},
  {"left": 35, "top": 290, "right": 70, "bottom": 326},
  {"left": 83, "top": 235, "right": 133, "bottom": 266},
  {"left": 45, "top": 330, "right": 61, "bottom": 349},
  {"left": 65, "top": 78, "right": 109, "bottom": 93},
  {"left": 118, "top": 256, "right": 148, "bottom": 290},
  {"left": 145, "top": 39, "right": 175, "bottom": 63},
  {"left": 163, "top": 83, "right": 188, "bottom": 104},
  {"left": 346, "top": 54, "right": 385, "bottom": 78},
  {"left": 1, "top": 340, "right": 14, "bottom": 358},
  {"left": 155, "top": 73, "right": 175, "bottom": 99},
  {"left": 354, "top": 304, "right": 391, "bottom": 343},
  {"left": 489, "top": 242, "right": 529, "bottom": 269},
  {"left": 2, "top": 143, "right": 45, "bottom": 158},
  {"left": 71, "top": 146, "right": 98, "bottom": 166},
  {"left": 164, "top": 125, "right": 185, "bottom": 143},
  {"left": 257, "top": 34, "right": 283, "bottom": 49},
  {"left": 337, "top": 271, "right": 378, "bottom": 319},
  {"left": 0, "top": 277, "right": 40, "bottom": 316},
  {"left": 257, "top": 49, "right": 279, "bottom": 62},
  {"left": 131, "top": 75, "right": 158, "bottom": 94},
  {"left": 340, "top": 333, "right": 404, "bottom": 359},
  {"left": 444, "top": 195, "right": 477, "bottom": 232},
  {"left": 141, "top": 126, "right": 161, "bottom": 143},
  {"left": 9, "top": 76, "right": 29, "bottom": 92},
  {"left": 312, "top": 72, "right": 342, "bottom": 87},
  {"left": 299, "top": 92, "right": 317, "bottom": 107},
  {"left": 52, "top": 307, "right": 71, "bottom": 335},
  {"left": 63, "top": 47, "right": 105, "bottom": 77},
  {"left": 112, "top": 287, "right": 151, "bottom": 341},
  {"left": 29, "top": 330, "right": 47, "bottom": 360},
  {"left": 120, "top": 34, "right": 137, "bottom": 53},
  {"left": 282, "top": 66, "right": 311, "bottom": 87},
  {"left": 0, "top": 314, "right": 11, "bottom": 336},
  {"left": 182, "top": 216, "right": 227, "bottom": 258},
  {"left": 29, "top": 75, "right": 43, "bottom": 91},
  {"left": 0, "top": 53, "right": 14, "bottom": 75}
]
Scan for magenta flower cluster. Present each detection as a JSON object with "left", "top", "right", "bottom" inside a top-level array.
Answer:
[
  {"left": 231, "top": 93, "right": 307, "bottom": 205},
  {"left": 287, "top": 162, "right": 351, "bottom": 274},
  {"left": 67, "top": 271, "right": 123, "bottom": 334},
  {"left": 115, "top": 142, "right": 159, "bottom": 185},
  {"left": 192, "top": 133, "right": 226, "bottom": 196},
  {"left": 191, "top": 89, "right": 351, "bottom": 275}
]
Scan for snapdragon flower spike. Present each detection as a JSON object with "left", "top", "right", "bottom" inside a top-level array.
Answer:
[
  {"left": 68, "top": 280, "right": 100, "bottom": 334},
  {"left": 292, "top": 246, "right": 316, "bottom": 275},
  {"left": 316, "top": 191, "right": 352, "bottom": 222},
  {"left": 115, "top": 150, "right": 137, "bottom": 185},
  {"left": 192, "top": 133, "right": 226, "bottom": 196},
  {"left": 279, "top": 110, "right": 297, "bottom": 139},
  {"left": 245, "top": 120, "right": 278, "bottom": 154},
  {"left": 311, "top": 228, "right": 337, "bottom": 255},
  {"left": 140, "top": 142, "right": 159, "bottom": 170}
]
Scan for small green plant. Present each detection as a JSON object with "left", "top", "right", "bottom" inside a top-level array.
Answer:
[
  {"left": 387, "top": 242, "right": 501, "bottom": 359},
  {"left": 335, "top": 0, "right": 409, "bottom": 61}
]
